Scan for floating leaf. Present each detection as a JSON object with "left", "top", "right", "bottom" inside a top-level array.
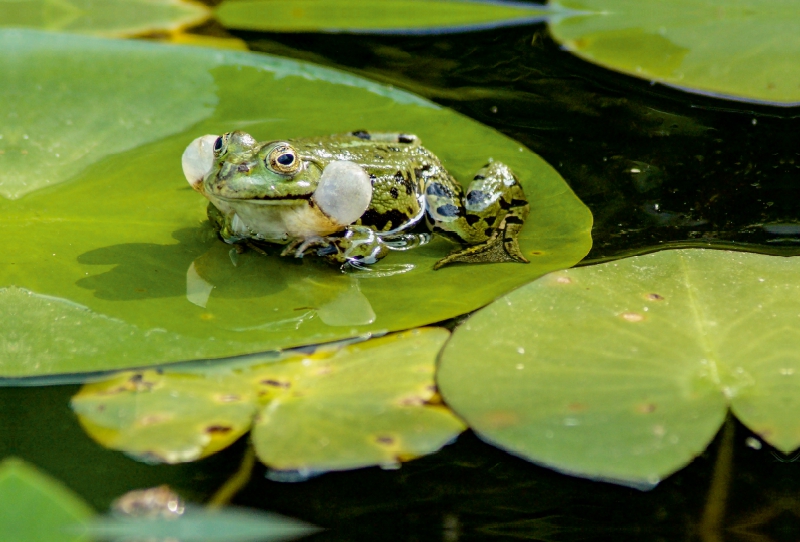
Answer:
[
  {"left": 72, "top": 371, "right": 257, "bottom": 463},
  {"left": 88, "top": 505, "right": 318, "bottom": 542},
  {"left": 0, "top": 0, "right": 209, "bottom": 37},
  {"left": 439, "top": 249, "right": 800, "bottom": 487},
  {"left": 1, "top": 29, "right": 217, "bottom": 200},
  {"left": 0, "top": 458, "right": 94, "bottom": 542},
  {"left": 215, "top": 0, "right": 549, "bottom": 34},
  {"left": 548, "top": 0, "right": 800, "bottom": 106},
  {"left": 249, "top": 328, "right": 464, "bottom": 474},
  {"left": 72, "top": 329, "right": 466, "bottom": 474},
  {"left": 2, "top": 30, "right": 591, "bottom": 377}
]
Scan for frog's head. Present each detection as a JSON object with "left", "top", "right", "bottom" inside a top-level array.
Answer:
[
  {"left": 182, "top": 131, "right": 373, "bottom": 228},
  {"left": 190, "top": 131, "right": 322, "bottom": 201}
]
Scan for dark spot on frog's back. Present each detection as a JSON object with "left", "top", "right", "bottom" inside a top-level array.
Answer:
[
  {"left": 351, "top": 130, "right": 371, "bottom": 140},
  {"left": 398, "top": 134, "right": 415, "bottom": 144},
  {"left": 426, "top": 183, "right": 449, "bottom": 197},
  {"left": 394, "top": 171, "right": 405, "bottom": 183},
  {"left": 436, "top": 204, "right": 460, "bottom": 218},
  {"left": 466, "top": 190, "right": 487, "bottom": 206},
  {"left": 390, "top": 187, "right": 399, "bottom": 199},
  {"left": 360, "top": 208, "right": 410, "bottom": 231}
]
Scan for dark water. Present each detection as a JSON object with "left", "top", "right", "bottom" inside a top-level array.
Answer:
[{"left": 7, "top": 7, "right": 800, "bottom": 542}]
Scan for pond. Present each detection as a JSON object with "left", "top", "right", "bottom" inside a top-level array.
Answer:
[{"left": 3, "top": 1, "right": 800, "bottom": 541}]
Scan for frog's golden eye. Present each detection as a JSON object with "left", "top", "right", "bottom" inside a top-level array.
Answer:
[{"left": 266, "top": 145, "right": 300, "bottom": 175}]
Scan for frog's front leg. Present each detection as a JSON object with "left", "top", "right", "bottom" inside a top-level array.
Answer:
[
  {"left": 284, "top": 226, "right": 390, "bottom": 268},
  {"left": 426, "top": 161, "right": 530, "bottom": 269}
]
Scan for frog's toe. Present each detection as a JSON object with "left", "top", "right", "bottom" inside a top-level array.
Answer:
[{"left": 433, "top": 226, "right": 529, "bottom": 270}]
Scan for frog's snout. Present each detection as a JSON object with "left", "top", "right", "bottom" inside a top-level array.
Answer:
[{"left": 182, "top": 134, "right": 219, "bottom": 191}]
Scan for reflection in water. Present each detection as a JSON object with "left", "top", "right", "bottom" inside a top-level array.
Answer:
[
  {"left": 316, "top": 280, "right": 376, "bottom": 326},
  {"left": 188, "top": 248, "right": 377, "bottom": 328},
  {"left": 185, "top": 262, "right": 214, "bottom": 308}
]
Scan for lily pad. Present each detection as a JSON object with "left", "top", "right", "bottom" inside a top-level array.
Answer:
[
  {"left": 0, "top": 458, "right": 94, "bottom": 542},
  {"left": 548, "top": 0, "right": 800, "bottom": 106},
  {"left": 215, "top": 0, "right": 549, "bottom": 34},
  {"left": 0, "top": 0, "right": 209, "bottom": 37},
  {"left": 72, "top": 329, "right": 466, "bottom": 474},
  {"left": 438, "top": 249, "right": 800, "bottom": 487},
  {"left": 88, "top": 506, "right": 318, "bottom": 542},
  {"left": 2, "top": 30, "right": 591, "bottom": 377}
]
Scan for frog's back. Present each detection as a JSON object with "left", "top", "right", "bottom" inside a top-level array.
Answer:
[{"left": 293, "top": 132, "right": 447, "bottom": 233}]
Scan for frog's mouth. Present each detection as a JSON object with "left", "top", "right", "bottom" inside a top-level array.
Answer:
[{"left": 211, "top": 194, "right": 312, "bottom": 206}]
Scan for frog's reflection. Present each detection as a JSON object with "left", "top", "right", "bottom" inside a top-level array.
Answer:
[
  {"left": 189, "top": 248, "right": 377, "bottom": 328},
  {"left": 76, "top": 227, "right": 287, "bottom": 301}
]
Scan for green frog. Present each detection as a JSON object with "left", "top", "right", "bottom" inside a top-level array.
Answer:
[{"left": 182, "top": 130, "right": 530, "bottom": 270}]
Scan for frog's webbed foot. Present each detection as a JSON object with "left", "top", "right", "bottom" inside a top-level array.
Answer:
[
  {"left": 281, "top": 236, "right": 329, "bottom": 258},
  {"left": 433, "top": 218, "right": 529, "bottom": 270},
  {"left": 426, "top": 161, "right": 531, "bottom": 270},
  {"left": 322, "top": 226, "right": 390, "bottom": 268}
]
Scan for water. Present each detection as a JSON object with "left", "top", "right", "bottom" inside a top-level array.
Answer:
[{"left": 6, "top": 4, "right": 800, "bottom": 542}]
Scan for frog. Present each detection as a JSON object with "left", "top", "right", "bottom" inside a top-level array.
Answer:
[{"left": 182, "top": 130, "right": 530, "bottom": 270}]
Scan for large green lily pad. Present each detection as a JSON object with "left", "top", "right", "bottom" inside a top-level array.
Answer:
[
  {"left": 0, "top": 0, "right": 209, "bottom": 37},
  {"left": 215, "top": 0, "right": 549, "bottom": 34},
  {"left": 72, "top": 329, "right": 465, "bottom": 474},
  {"left": 2, "top": 30, "right": 591, "bottom": 377},
  {"left": 548, "top": 0, "right": 800, "bottom": 106},
  {"left": 0, "top": 458, "right": 93, "bottom": 542},
  {"left": 439, "top": 249, "right": 800, "bottom": 487}
]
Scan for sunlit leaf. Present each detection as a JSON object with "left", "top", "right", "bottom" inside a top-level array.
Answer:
[
  {"left": 439, "top": 249, "right": 800, "bottom": 487},
  {"left": 71, "top": 371, "right": 257, "bottom": 463},
  {"left": 88, "top": 505, "right": 317, "bottom": 542},
  {"left": 250, "top": 327, "right": 464, "bottom": 475},
  {"left": 2, "top": 30, "right": 591, "bottom": 377},
  {"left": 548, "top": 0, "right": 800, "bottom": 106},
  {"left": 0, "top": 0, "right": 210, "bottom": 37},
  {"left": 0, "top": 458, "right": 93, "bottom": 542},
  {"left": 215, "top": 0, "right": 549, "bottom": 34},
  {"left": 72, "top": 329, "right": 465, "bottom": 474}
]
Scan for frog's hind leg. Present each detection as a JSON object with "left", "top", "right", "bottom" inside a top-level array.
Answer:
[{"left": 427, "top": 162, "right": 530, "bottom": 270}]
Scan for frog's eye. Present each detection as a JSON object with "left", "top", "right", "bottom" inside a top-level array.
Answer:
[
  {"left": 212, "top": 134, "right": 230, "bottom": 157},
  {"left": 266, "top": 145, "right": 300, "bottom": 175}
]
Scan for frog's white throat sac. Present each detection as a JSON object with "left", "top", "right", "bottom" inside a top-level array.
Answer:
[
  {"left": 311, "top": 160, "right": 372, "bottom": 227},
  {"left": 181, "top": 134, "right": 219, "bottom": 191}
]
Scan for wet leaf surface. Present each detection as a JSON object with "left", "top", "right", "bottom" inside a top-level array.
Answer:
[
  {"left": 2, "top": 30, "right": 591, "bottom": 377},
  {"left": 0, "top": 458, "right": 93, "bottom": 542},
  {"left": 0, "top": 0, "right": 209, "bottom": 37},
  {"left": 549, "top": 0, "right": 800, "bottom": 105},
  {"left": 215, "top": 0, "right": 548, "bottom": 34},
  {"left": 72, "top": 328, "right": 465, "bottom": 474},
  {"left": 439, "top": 249, "right": 800, "bottom": 487}
]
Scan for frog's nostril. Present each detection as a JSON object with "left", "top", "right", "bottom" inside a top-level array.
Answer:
[{"left": 237, "top": 164, "right": 250, "bottom": 173}]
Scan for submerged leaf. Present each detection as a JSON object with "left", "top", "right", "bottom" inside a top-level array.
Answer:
[
  {"left": 72, "top": 329, "right": 465, "bottom": 474},
  {"left": 0, "top": 458, "right": 94, "bottom": 542},
  {"left": 215, "top": 0, "right": 549, "bottom": 34},
  {"left": 1, "top": 30, "right": 591, "bottom": 377},
  {"left": 0, "top": 0, "right": 209, "bottom": 37},
  {"left": 549, "top": 0, "right": 800, "bottom": 105},
  {"left": 439, "top": 249, "right": 800, "bottom": 487},
  {"left": 88, "top": 505, "right": 317, "bottom": 542}
]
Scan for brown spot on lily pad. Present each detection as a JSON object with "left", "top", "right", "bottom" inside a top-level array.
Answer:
[
  {"left": 635, "top": 403, "right": 657, "bottom": 414},
  {"left": 260, "top": 379, "right": 290, "bottom": 389},
  {"left": 375, "top": 435, "right": 395, "bottom": 445},
  {"left": 645, "top": 293, "right": 665, "bottom": 301},
  {"left": 567, "top": 402, "right": 586, "bottom": 412},
  {"left": 482, "top": 410, "right": 519, "bottom": 429},
  {"left": 206, "top": 425, "right": 233, "bottom": 434}
]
